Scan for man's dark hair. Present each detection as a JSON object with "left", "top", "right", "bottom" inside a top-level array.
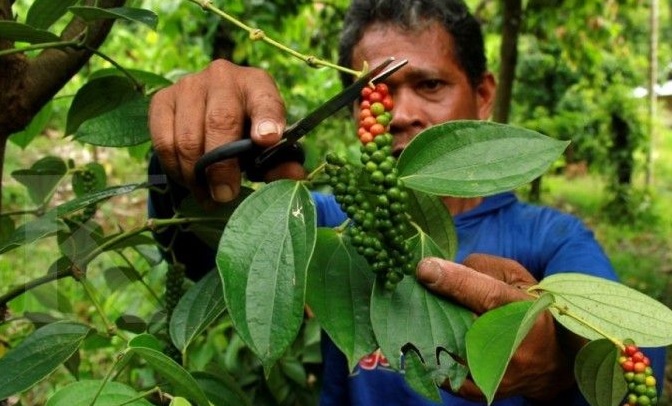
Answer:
[{"left": 338, "top": 0, "right": 487, "bottom": 89}]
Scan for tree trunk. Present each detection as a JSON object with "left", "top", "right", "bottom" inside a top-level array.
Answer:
[
  {"left": 644, "top": 0, "right": 658, "bottom": 187},
  {"left": 0, "top": 0, "right": 126, "bottom": 213},
  {"left": 612, "top": 113, "right": 633, "bottom": 186},
  {"left": 492, "top": 0, "right": 522, "bottom": 124}
]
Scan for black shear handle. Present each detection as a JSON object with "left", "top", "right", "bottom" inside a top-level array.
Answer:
[{"left": 194, "top": 139, "right": 304, "bottom": 185}]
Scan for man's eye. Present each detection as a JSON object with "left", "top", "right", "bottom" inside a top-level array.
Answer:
[{"left": 419, "top": 79, "right": 444, "bottom": 91}]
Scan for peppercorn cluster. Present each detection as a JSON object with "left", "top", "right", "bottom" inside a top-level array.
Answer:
[
  {"left": 326, "top": 83, "right": 413, "bottom": 290},
  {"left": 619, "top": 341, "right": 657, "bottom": 406}
]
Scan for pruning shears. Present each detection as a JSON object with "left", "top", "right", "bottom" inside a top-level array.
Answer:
[{"left": 194, "top": 57, "right": 408, "bottom": 184}]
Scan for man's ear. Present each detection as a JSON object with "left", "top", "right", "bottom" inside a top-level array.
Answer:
[{"left": 476, "top": 72, "right": 496, "bottom": 120}]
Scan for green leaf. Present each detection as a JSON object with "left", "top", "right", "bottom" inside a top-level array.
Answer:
[
  {"left": 192, "top": 371, "right": 251, "bottom": 406},
  {"left": 217, "top": 180, "right": 316, "bottom": 372},
  {"left": 9, "top": 101, "right": 53, "bottom": 149},
  {"left": 73, "top": 97, "right": 150, "bottom": 147},
  {"left": 176, "top": 189, "right": 253, "bottom": 248},
  {"left": 128, "top": 333, "right": 163, "bottom": 351},
  {"left": 574, "top": 339, "right": 627, "bottom": 406},
  {"left": 406, "top": 189, "right": 457, "bottom": 260},
  {"left": 66, "top": 76, "right": 139, "bottom": 136},
  {"left": 53, "top": 183, "right": 145, "bottom": 218},
  {"left": 57, "top": 220, "right": 104, "bottom": 267},
  {"left": 12, "top": 156, "right": 67, "bottom": 204},
  {"left": 104, "top": 266, "right": 142, "bottom": 291},
  {"left": 0, "top": 21, "right": 60, "bottom": 43},
  {"left": 26, "top": 0, "right": 78, "bottom": 30},
  {"left": 170, "top": 398, "right": 192, "bottom": 406},
  {"left": 99, "top": 232, "right": 155, "bottom": 253},
  {"left": 537, "top": 273, "right": 672, "bottom": 347},
  {"left": 45, "top": 380, "right": 152, "bottom": 406},
  {"left": 170, "top": 269, "right": 226, "bottom": 352},
  {"left": 397, "top": 121, "right": 569, "bottom": 197},
  {"left": 90, "top": 68, "right": 173, "bottom": 89},
  {"left": 403, "top": 348, "right": 442, "bottom": 403},
  {"left": 370, "top": 275, "right": 473, "bottom": 371},
  {"left": 306, "top": 228, "right": 377, "bottom": 371},
  {"left": 465, "top": 294, "right": 554, "bottom": 404},
  {"left": 30, "top": 284, "right": 74, "bottom": 314},
  {"left": 127, "top": 344, "right": 210, "bottom": 406},
  {"left": 0, "top": 213, "right": 67, "bottom": 255},
  {"left": 0, "top": 321, "right": 91, "bottom": 399},
  {"left": 115, "top": 314, "right": 147, "bottom": 334},
  {"left": 0, "top": 184, "right": 146, "bottom": 254},
  {"left": 68, "top": 6, "right": 158, "bottom": 30}
]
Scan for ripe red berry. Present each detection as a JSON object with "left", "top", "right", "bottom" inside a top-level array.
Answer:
[
  {"left": 369, "top": 123, "right": 386, "bottom": 137},
  {"left": 360, "top": 116, "right": 377, "bottom": 130},
  {"left": 375, "top": 83, "right": 388, "bottom": 96},
  {"left": 625, "top": 345, "right": 638, "bottom": 357},
  {"left": 359, "top": 132, "right": 373, "bottom": 144},
  {"left": 382, "top": 96, "right": 394, "bottom": 111},
  {"left": 360, "top": 108, "right": 373, "bottom": 120},
  {"left": 368, "top": 91, "right": 383, "bottom": 103}
]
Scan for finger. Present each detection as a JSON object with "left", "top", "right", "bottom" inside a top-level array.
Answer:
[
  {"left": 203, "top": 62, "right": 286, "bottom": 202},
  {"left": 241, "top": 69, "right": 286, "bottom": 146},
  {"left": 173, "top": 74, "right": 207, "bottom": 191},
  {"left": 202, "top": 63, "right": 245, "bottom": 202},
  {"left": 462, "top": 253, "right": 538, "bottom": 288},
  {"left": 263, "top": 161, "right": 306, "bottom": 182},
  {"left": 416, "top": 258, "right": 529, "bottom": 314},
  {"left": 149, "top": 87, "right": 180, "bottom": 183}
]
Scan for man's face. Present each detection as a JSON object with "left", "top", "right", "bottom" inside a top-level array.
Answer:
[{"left": 351, "top": 21, "right": 496, "bottom": 156}]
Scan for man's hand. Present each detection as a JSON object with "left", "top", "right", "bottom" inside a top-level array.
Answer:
[
  {"left": 416, "top": 254, "right": 576, "bottom": 402},
  {"left": 149, "top": 59, "right": 305, "bottom": 205}
]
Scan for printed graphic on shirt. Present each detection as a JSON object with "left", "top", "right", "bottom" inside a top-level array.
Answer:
[{"left": 351, "top": 349, "right": 394, "bottom": 376}]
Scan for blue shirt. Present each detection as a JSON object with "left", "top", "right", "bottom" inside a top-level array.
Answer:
[{"left": 312, "top": 191, "right": 666, "bottom": 406}]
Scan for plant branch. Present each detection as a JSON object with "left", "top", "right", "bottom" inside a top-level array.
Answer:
[
  {"left": 117, "top": 251, "right": 162, "bottom": 305},
  {"left": 190, "top": 0, "right": 361, "bottom": 78},
  {"left": 80, "top": 277, "right": 123, "bottom": 338},
  {"left": 117, "top": 387, "right": 162, "bottom": 406},
  {"left": 89, "top": 350, "right": 127, "bottom": 406},
  {"left": 0, "top": 267, "right": 73, "bottom": 308},
  {"left": 0, "top": 216, "right": 217, "bottom": 308},
  {"left": 84, "top": 45, "right": 144, "bottom": 90},
  {"left": 0, "top": 40, "right": 80, "bottom": 58}
]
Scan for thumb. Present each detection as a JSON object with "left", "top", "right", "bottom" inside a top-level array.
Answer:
[
  {"left": 463, "top": 253, "right": 538, "bottom": 288},
  {"left": 416, "top": 257, "right": 531, "bottom": 314}
]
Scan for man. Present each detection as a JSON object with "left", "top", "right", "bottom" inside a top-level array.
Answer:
[{"left": 148, "top": 0, "right": 665, "bottom": 404}]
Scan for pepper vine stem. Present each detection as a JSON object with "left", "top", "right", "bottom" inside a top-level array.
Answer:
[
  {"left": 548, "top": 301, "right": 625, "bottom": 351},
  {"left": 189, "top": 0, "right": 361, "bottom": 78},
  {"left": 0, "top": 216, "right": 221, "bottom": 307},
  {"left": 526, "top": 286, "right": 625, "bottom": 350},
  {"left": 0, "top": 40, "right": 80, "bottom": 57}
]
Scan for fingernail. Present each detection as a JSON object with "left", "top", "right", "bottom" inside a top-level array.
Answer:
[
  {"left": 211, "top": 184, "right": 233, "bottom": 202},
  {"left": 417, "top": 258, "right": 442, "bottom": 285},
  {"left": 257, "top": 120, "right": 279, "bottom": 138}
]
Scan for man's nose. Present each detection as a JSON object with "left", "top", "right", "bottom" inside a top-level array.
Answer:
[{"left": 389, "top": 88, "right": 425, "bottom": 135}]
